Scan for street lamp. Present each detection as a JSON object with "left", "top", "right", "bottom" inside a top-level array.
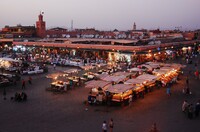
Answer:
[{"left": 3, "top": 87, "right": 6, "bottom": 100}]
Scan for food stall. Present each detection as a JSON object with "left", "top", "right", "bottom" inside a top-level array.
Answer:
[
  {"left": 145, "top": 62, "right": 161, "bottom": 69},
  {"left": 112, "top": 72, "right": 133, "bottom": 79},
  {"left": 80, "top": 65, "right": 95, "bottom": 71},
  {"left": 138, "top": 64, "right": 154, "bottom": 73},
  {"left": 153, "top": 64, "right": 181, "bottom": 86},
  {"left": 106, "top": 84, "right": 133, "bottom": 103},
  {"left": 64, "top": 59, "right": 84, "bottom": 66},
  {"left": 83, "top": 72, "right": 98, "bottom": 80},
  {"left": 124, "top": 78, "right": 146, "bottom": 98},
  {"left": 85, "top": 80, "right": 112, "bottom": 96},
  {"left": 136, "top": 74, "right": 158, "bottom": 81},
  {"left": 0, "top": 76, "right": 10, "bottom": 86},
  {"left": 136, "top": 74, "right": 158, "bottom": 92},
  {"left": 160, "top": 70, "right": 178, "bottom": 85},
  {"left": 97, "top": 69, "right": 107, "bottom": 74},
  {"left": 51, "top": 81, "right": 69, "bottom": 91},
  {"left": 22, "top": 65, "right": 44, "bottom": 75},
  {"left": 64, "top": 68, "right": 80, "bottom": 76},
  {"left": 0, "top": 58, "right": 21, "bottom": 71},
  {"left": 128, "top": 67, "right": 143, "bottom": 76},
  {"left": 46, "top": 73, "right": 70, "bottom": 92},
  {"left": 101, "top": 75, "right": 127, "bottom": 84}
]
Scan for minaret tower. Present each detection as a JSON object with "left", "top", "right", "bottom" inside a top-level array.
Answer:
[
  {"left": 36, "top": 12, "right": 46, "bottom": 38},
  {"left": 133, "top": 22, "right": 136, "bottom": 30}
]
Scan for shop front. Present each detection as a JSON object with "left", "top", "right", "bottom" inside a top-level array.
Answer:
[{"left": 108, "top": 52, "right": 131, "bottom": 63}]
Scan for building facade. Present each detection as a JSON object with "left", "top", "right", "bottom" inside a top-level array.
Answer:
[{"left": 0, "top": 25, "right": 36, "bottom": 38}]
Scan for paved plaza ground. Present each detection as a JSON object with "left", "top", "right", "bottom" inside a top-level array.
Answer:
[{"left": 0, "top": 57, "right": 200, "bottom": 132}]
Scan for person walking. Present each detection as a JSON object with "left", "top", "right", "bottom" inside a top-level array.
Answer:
[
  {"left": 194, "top": 70, "right": 199, "bottom": 80},
  {"left": 195, "top": 100, "right": 200, "bottom": 117},
  {"left": 166, "top": 83, "right": 171, "bottom": 96},
  {"left": 182, "top": 100, "right": 189, "bottom": 113},
  {"left": 53, "top": 64, "right": 56, "bottom": 70},
  {"left": 149, "top": 123, "right": 160, "bottom": 132},
  {"left": 22, "top": 79, "right": 25, "bottom": 90},
  {"left": 109, "top": 118, "right": 114, "bottom": 132},
  {"left": 28, "top": 76, "right": 32, "bottom": 85},
  {"left": 188, "top": 104, "right": 194, "bottom": 119},
  {"left": 102, "top": 121, "right": 107, "bottom": 132}
]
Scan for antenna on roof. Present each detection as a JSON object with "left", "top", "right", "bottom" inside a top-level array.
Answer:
[{"left": 71, "top": 20, "right": 73, "bottom": 31}]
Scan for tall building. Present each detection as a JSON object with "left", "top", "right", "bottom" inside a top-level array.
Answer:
[
  {"left": 36, "top": 13, "right": 46, "bottom": 38},
  {"left": 133, "top": 22, "right": 136, "bottom": 30}
]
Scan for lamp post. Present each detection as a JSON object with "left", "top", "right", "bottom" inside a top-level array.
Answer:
[
  {"left": 3, "top": 87, "right": 6, "bottom": 100},
  {"left": 1, "top": 66, "right": 4, "bottom": 74}
]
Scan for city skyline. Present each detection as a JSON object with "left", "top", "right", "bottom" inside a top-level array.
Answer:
[{"left": 1, "top": 0, "right": 200, "bottom": 31}]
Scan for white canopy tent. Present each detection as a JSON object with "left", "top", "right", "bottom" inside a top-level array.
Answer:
[{"left": 128, "top": 67, "right": 143, "bottom": 72}]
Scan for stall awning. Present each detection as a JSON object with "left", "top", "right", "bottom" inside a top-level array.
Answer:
[
  {"left": 139, "top": 64, "right": 153, "bottom": 71},
  {"left": 0, "top": 57, "right": 21, "bottom": 63},
  {"left": 64, "top": 69, "right": 80, "bottom": 74},
  {"left": 128, "top": 68, "right": 142, "bottom": 72},
  {"left": 96, "top": 73, "right": 109, "bottom": 80},
  {"left": 124, "top": 78, "right": 146, "bottom": 85},
  {"left": 102, "top": 75, "right": 126, "bottom": 83},
  {"left": 136, "top": 74, "right": 157, "bottom": 81},
  {"left": 112, "top": 72, "right": 133, "bottom": 77},
  {"left": 85, "top": 80, "right": 111, "bottom": 89},
  {"left": 106, "top": 84, "right": 133, "bottom": 94}
]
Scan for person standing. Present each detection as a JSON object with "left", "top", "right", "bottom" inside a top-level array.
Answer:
[
  {"left": 195, "top": 62, "right": 197, "bottom": 68},
  {"left": 129, "top": 94, "right": 133, "bottom": 106},
  {"left": 1, "top": 67, "right": 4, "bottom": 74},
  {"left": 102, "top": 121, "right": 107, "bottom": 132},
  {"left": 28, "top": 76, "right": 32, "bottom": 85},
  {"left": 98, "top": 93, "right": 103, "bottom": 105},
  {"left": 53, "top": 64, "right": 56, "bottom": 70},
  {"left": 109, "top": 118, "right": 114, "bottom": 132},
  {"left": 185, "top": 76, "right": 190, "bottom": 94},
  {"left": 64, "top": 82, "right": 67, "bottom": 92},
  {"left": 69, "top": 80, "right": 73, "bottom": 89},
  {"left": 186, "top": 76, "right": 189, "bottom": 87}
]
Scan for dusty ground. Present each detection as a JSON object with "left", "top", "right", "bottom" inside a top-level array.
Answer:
[{"left": 0, "top": 57, "right": 200, "bottom": 132}]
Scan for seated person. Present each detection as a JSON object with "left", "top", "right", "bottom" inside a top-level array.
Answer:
[
  {"left": 14, "top": 92, "right": 20, "bottom": 101},
  {"left": 22, "top": 92, "right": 27, "bottom": 101},
  {"left": 88, "top": 94, "right": 92, "bottom": 104}
]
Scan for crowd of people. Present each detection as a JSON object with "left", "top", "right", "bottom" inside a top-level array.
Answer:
[
  {"left": 11, "top": 92, "right": 27, "bottom": 102},
  {"left": 102, "top": 118, "right": 114, "bottom": 132},
  {"left": 182, "top": 100, "right": 200, "bottom": 119}
]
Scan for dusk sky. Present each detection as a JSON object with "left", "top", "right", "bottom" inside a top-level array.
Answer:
[{"left": 1, "top": 0, "right": 200, "bottom": 30}]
